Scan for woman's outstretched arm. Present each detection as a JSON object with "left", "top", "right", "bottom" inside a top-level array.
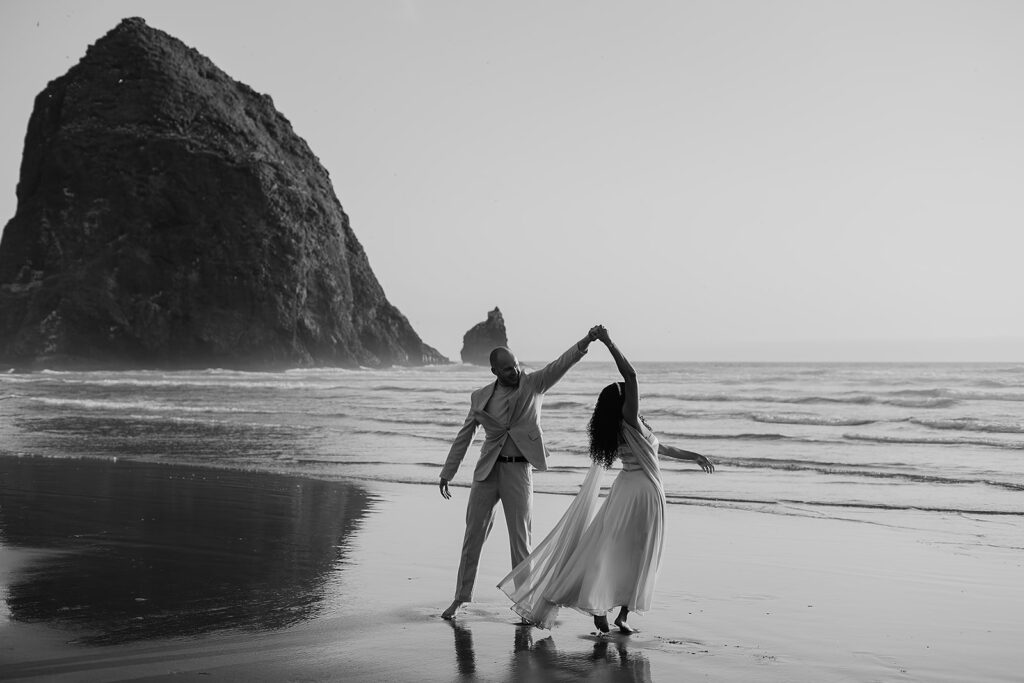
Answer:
[
  {"left": 595, "top": 326, "right": 639, "bottom": 430},
  {"left": 658, "top": 443, "right": 715, "bottom": 473}
]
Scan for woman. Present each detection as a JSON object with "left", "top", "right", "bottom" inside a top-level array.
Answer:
[{"left": 498, "top": 325, "right": 714, "bottom": 633}]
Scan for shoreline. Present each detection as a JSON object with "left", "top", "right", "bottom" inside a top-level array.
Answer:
[{"left": 1, "top": 455, "right": 1022, "bottom": 681}]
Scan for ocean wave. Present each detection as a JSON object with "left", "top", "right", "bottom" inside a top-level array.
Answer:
[
  {"left": 875, "top": 387, "right": 1024, "bottom": 403},
  {"left": 292, "top": 457, "right": 408, "bottom": 466},
  {"left": 718, "top": 456, "right": 1024, "bottom": 491},
  {"left": 27, "top": 396, "right": 291, "bottom": 415},
  {"left": 885, "top": 387, "right": 1024, "bottom": 403},
  {"left": 947, "top": 390, "right": 1024, "bottom": 402},
  {"left": 723, "top": 455, "right": 882, "bottom": 472},
  {"left": 544, "top": 464, "right": 597, "bottom": 473},
  {"left": 35, "top": 377, "right": 361, "bottom": 391},
  {"left": 750, "top": 412, "right": 876, "bottom": 427},
  {"left": 662, "top": 494, "right": 1024, "bottom": 516},
  {"left": 543, "top": 400, "right": 589, "bottom": 410},
  {"left": 889, "top": 388, "right": 945, "bottom": 397},
  {"left": 366, "top": 415, "right": 463, "bottom": 428},
  {"left": 644, "top": 391, "right": 956, "bottom": 409},
  {"left": 371, "top": 385, "right": 468, "bottom": 395},
  {"left": 910, "top": 417, "right": 1024, "bottom": 434},
  {"left": 977, "top": 378, "right": 1020, "bottom": 388},
  {"left": 22, "top": 411, "right": 314, "bottom": 433},
  {"left": 344, "top": 428, "right": 453, "bottom": 444},
  {"left": 883, "top": 398, "right": 959, "bottom": 408},
  {"left": 656, "top": 429, "right": 803, "bottom": 443},
  {"left": 842, "top": 433, "right": 1024, "bottom": 451}
]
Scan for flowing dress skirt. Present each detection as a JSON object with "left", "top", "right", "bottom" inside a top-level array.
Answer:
[
  {"left": 546, "top": 466, "right": 664, "bottom": 615},
  {"left": 498, "top": 431, "right": 666, "bottom": 628}
]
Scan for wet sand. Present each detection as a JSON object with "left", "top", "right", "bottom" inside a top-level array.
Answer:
[{"left": 1, "top": 455, "right": 1022, "bottom": 682}]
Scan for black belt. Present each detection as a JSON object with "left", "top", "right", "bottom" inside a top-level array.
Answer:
[{"left": 497, "top": 455, "right": 528, "bottom": 463}]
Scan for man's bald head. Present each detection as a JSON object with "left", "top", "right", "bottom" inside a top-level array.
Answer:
[
  {"left": 489, "top": 346, "right": 514, "bottom": 368},
  {"left": 489, "top": 347, "right": 521, "bottom": 387}
]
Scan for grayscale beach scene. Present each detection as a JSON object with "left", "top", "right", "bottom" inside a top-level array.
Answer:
[{"left": 2, "top": 2, "right": 1022, "bottom": 681}]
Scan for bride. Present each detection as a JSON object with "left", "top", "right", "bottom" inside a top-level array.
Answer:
[{"left": 498, "top": 325, "right": 714, "bottom": 633}]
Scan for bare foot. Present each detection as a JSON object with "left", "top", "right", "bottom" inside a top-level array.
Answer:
[
  {"left": 593, "top": 614, "right": 610, "bottom": 633},
  {"left": 613, "top": 616, "right": 636, "bottom": 634},
  {"left": 442, "top": 600, "right": 464, "bottom": 620}
]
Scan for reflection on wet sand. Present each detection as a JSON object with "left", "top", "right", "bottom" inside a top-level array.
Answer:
[
  {"left": 448, "top": 620, "right": 653, "bottom": 682},
  {"left": 0, "top": 456, "right": 374, "bottom": 644}
]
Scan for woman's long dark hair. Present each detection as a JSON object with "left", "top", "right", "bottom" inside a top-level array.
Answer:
[
  {"left": 588, "top": 382, "right": 653, "bottom": 469},
  {"left": 589, "top": 382, "right": 626, "bottom": 469}
]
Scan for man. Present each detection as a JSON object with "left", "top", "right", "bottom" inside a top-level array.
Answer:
[{"left": 439, "top": 326, "right": 600, "bottom": 620}]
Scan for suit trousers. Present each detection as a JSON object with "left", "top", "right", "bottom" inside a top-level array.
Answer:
[{"left": 453, "top": 460, "right": 533, "bottom": 601}]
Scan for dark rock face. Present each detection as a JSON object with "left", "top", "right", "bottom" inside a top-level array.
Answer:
[
  {"left": 0, "top": 17, "right": 447, "bottom": 370},
  {"left": 460, "top": 308, "right": 508, "bottom": 365}
]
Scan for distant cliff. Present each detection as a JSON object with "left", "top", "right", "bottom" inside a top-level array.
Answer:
[
  {"left": 461, "top": 308, "right": 508, "bottom": 365},
  {"left": 0, "top": 17, "right": 447, "bottom": 370}
]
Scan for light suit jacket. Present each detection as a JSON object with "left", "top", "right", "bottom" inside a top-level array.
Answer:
[{"left": 440, "top": 342, "right": 587, "bottom": 483}]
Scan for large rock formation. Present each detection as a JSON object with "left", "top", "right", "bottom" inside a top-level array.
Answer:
[
  {"left": 460, "top": 307, "right": 508, "bottom": 365},
  {"left": 0, "top": 17, "right": 447, "bottom": 370}
]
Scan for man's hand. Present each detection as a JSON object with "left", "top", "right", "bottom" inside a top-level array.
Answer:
[
  {"left": 587, "top": 325, "right": 604, "bottom": 342},
  {"left": 439, "top": 477, "right": 452, "bottom": 499}
]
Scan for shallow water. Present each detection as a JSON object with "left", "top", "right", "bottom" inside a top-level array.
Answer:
[{"left": 3, "top": 361, "right": 1022, "bottom": 518}]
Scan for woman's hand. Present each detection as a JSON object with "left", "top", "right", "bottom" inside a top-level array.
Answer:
[{"left": 694, "top": 453, "right": 715, "bottom": 474}]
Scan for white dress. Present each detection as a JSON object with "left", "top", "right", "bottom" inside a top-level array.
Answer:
[{"left": 498, "top": 421, "right": 666, "bottom": 628}]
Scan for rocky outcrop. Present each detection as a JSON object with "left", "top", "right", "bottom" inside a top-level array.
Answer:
[
  {"left": 0, "top": 17, "right": 447, "bottom": 370},
  {"left": 460, "top": 308, "right": 508, "bottom": 365}
]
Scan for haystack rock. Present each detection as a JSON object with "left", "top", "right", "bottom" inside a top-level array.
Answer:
[
  {"left": 460, "top": 308, "right": 508, "bottom": 365},
  {"left": 0, "top": 17, "right": 447, "bottom": 370}
]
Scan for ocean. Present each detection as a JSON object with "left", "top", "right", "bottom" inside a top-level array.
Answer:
[{"left": 3, "top": 360, "right": 1022, "bottom": 521}]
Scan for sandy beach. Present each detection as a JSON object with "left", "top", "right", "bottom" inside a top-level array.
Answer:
[{"left": 1, "top": 455, "right": 1021, "bottom": 682}]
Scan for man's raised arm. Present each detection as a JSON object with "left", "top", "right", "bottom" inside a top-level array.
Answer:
[{"left": 531, "top": 326, "right": 601, "bottom": 394}]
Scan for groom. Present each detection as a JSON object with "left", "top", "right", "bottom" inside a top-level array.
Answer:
[{"left": 439, "top": 326, "right": 600, "bottom": 619}]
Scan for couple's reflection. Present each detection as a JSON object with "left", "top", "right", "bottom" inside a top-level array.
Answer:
[
  {"left": 447, "top": 620, "right": 653, "bottom": 682},
  {"left": 450, "top": 618, "right": 478, "bottom": 675}
]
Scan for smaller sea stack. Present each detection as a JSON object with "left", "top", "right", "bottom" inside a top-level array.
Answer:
[{"left": 460, "top": 308, "right": 508, "bottom": 365}]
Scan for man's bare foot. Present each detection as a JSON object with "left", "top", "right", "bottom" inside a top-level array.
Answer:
[
  {"left": 593, "top": 614, "right": 610, "bottom": 633},
  {"left": 442, "top": 600, "right": 464, "bottom": 620},
  {"left": 613, "top": 616, "right": 636, "bottom": 634}
]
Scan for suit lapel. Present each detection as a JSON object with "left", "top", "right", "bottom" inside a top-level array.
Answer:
[{"left": 472, "top": 382, "right": 499, "bottom": 421}]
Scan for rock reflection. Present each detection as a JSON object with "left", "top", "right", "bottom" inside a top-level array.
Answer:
[{"left": 0, "top": 456, "right": 373, "bottom": 644}]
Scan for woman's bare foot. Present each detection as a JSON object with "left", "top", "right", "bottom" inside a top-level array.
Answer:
[
  {"left": 613, "top": 616, "right": 636, "bottom": 634},
  {"left": 593, "top": 614, "right": 610, "bottom": 633},
  {"left": 614, "top": 608, "right": 636, "bottom": 634},
  {"left": 442, "top": 600, "right": 464, "bottom": 620}
]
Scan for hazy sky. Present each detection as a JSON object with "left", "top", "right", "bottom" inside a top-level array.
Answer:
[{"left": 2, "top": 1, "right": 1022, "bottom": 362}]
